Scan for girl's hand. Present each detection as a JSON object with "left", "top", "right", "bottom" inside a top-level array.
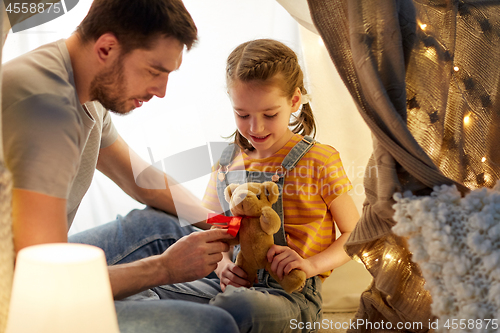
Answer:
[
  {"left": 215, "top": 257, "right": 251, "bottom": 291},
  {"left": 267, "top": 244, "right": 315, "bottom": 280}
]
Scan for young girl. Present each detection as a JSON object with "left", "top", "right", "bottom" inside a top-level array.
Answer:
[{"left": 156, "top": 39, "right": 359, "bottom": 332}]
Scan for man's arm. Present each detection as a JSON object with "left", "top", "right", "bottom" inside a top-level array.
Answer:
[
  {"left": 12, "top": 188, "right": 232, "bottom": 298},
  {"left": 96, "top": 135, "right": 211, "bottom": 230},
  {"left": 12, "top": 134, "right": 230, "bottom": 298},
  {"left": 12, "top": 189, "right": 68, "bottom": 252},
  {"left": 95, "top": 135, "right": 239, "bottom": 298},
  {"left": 109, "top": 228, "right": 232, "bottom": 299}
]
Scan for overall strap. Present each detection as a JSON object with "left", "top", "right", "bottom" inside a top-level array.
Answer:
[
  {"left": 281, "top": 136, "right": 316, "bottom": 170},
  {"left": 216, "top": 143, "right": 242, "bottom": 217},
  {"left": 219, "top": 136, "right": 316, "bottom": 170},
  {"left": 219, "top": 143, "right": 239, "bottom": 167},
  {"left": 268, "top": 136, "right": 316, "bottom": 248}
]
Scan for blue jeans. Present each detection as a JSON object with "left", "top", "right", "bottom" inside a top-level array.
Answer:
[
  {"left": 69, "top": 206, "right": 239, "bottom": 333},
  {"left": 154, "top": 276, "right": 323, "bottom": 333}
]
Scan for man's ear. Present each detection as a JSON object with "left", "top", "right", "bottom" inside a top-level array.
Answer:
[
  {"left": 224, "top": 184, "right": 240, "bottom": 203},
  {"left": 262, "top": 182, "right": 279, "bottom": 204},
  {"left": 93, "top": 33, "right": 121, "bottom": 65}
]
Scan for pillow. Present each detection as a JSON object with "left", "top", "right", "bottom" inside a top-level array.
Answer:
[{"left": 393, "top": 183, "right": 500, "bottom": 324}]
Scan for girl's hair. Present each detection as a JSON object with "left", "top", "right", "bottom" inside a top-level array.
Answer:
[{"left": 226, "top": 39, "right": 316, "bottom": 151}]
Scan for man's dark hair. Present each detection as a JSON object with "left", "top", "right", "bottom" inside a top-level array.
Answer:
[{"left": 76, "top": 0, "right": 198, "bottom": 53}]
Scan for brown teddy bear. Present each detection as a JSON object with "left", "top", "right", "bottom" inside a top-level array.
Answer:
[{"left": 222, "top": 181, "right": 306, "bottom": 293}]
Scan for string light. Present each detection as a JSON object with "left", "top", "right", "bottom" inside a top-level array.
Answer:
[
  {"left": 485, "top": 173, "right": 492, "bottom": 184},
  {"left": 454, "top": 66, "right": 460, "bottom": 72},
  {"left": 464, "top": 114, "right": 471, "bottom": 125},
  {"left": 354, "top": 252, "right": 369, "bottom": 264},
  {"left": 420, "top": 23, "right": 427, "bottom": 30},
  {"left": 425, "top": 47, "right": 437, "bottom": 60},
  {"left": 482, "top": 157, "right": 486, "bottom": 163}
]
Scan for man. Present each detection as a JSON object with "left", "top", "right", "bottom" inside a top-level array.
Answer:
[{"left": 2, "top": 0, "right": 238, "bottom": 331}]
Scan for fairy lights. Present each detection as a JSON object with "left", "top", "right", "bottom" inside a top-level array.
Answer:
[{"left": 464, "top": 114, "right": 471, "bottom": 125}]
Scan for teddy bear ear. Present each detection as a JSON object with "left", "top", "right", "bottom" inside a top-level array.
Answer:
[
  {"left": 224, "top": 184, "right": 240, "bottom": 203},
  {"left": 262, "top": 181, "right": 280, "bottom": 204}
]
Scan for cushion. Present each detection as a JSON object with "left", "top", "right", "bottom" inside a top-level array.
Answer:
[{"left": 393, "top": 183, "right": 500, "bottom": 324}]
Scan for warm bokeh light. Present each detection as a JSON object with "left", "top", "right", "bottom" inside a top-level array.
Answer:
[{"left": 464, "top": 114, "right": 471, "bottom": 125}]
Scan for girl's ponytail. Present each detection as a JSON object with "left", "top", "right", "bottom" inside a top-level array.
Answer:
[
  {"left": 233, "top": 130, "right": 253, "bottom": 151},
  {"left": 290, "top": 88, "right": 316, "bottom": 137}
]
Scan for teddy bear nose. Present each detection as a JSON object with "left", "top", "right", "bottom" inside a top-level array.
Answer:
[{"left": 234, "top": 192, "right": 249, "bottom": 206}]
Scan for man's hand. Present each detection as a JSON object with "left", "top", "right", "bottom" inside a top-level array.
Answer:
[
  {"left": 160, "top": 228, "right": 234, "bottom": 284},
  {"left": 109, "top": 228, "right": 235, "bottom": 299},
  {"left": 215, "top": 257, "right": 250, "bottom": 291}
]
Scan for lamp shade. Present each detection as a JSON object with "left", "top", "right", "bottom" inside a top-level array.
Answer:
[{"left": 5, "top": 243, "right": 119, "bottom": 333}]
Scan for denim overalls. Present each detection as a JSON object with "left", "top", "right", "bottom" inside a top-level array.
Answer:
[
  {"left": 215, "top": 136, "right": 317, "bottom": 285},
  {"left": 153, "top": 136, "right": 324, "bottom": 333}
]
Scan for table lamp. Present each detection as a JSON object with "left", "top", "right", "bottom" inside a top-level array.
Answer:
[{"left": 5, "top": 243, "right": 119, "bottom": 333}]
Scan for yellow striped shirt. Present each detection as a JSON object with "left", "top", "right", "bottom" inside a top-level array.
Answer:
[{"left": 202, "top": 134, "right": 352, "bottom": 279}]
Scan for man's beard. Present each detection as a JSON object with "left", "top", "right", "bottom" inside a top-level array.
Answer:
[{"left": 89, "top": 57, "right": 131, "bottom": 115}]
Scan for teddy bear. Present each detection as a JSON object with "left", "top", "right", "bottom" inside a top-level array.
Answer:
[{"left": 221, "top": 181, "right": 306, "bottom": 293}]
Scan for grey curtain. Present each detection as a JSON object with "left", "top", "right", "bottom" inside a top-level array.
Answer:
[{"left": 307, "top": 0, "right": 499, "bottom": 331}]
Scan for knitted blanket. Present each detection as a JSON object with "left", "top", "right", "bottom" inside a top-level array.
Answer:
[{"left": 393, "top": 184, "right": 500, "bottom": 332}]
